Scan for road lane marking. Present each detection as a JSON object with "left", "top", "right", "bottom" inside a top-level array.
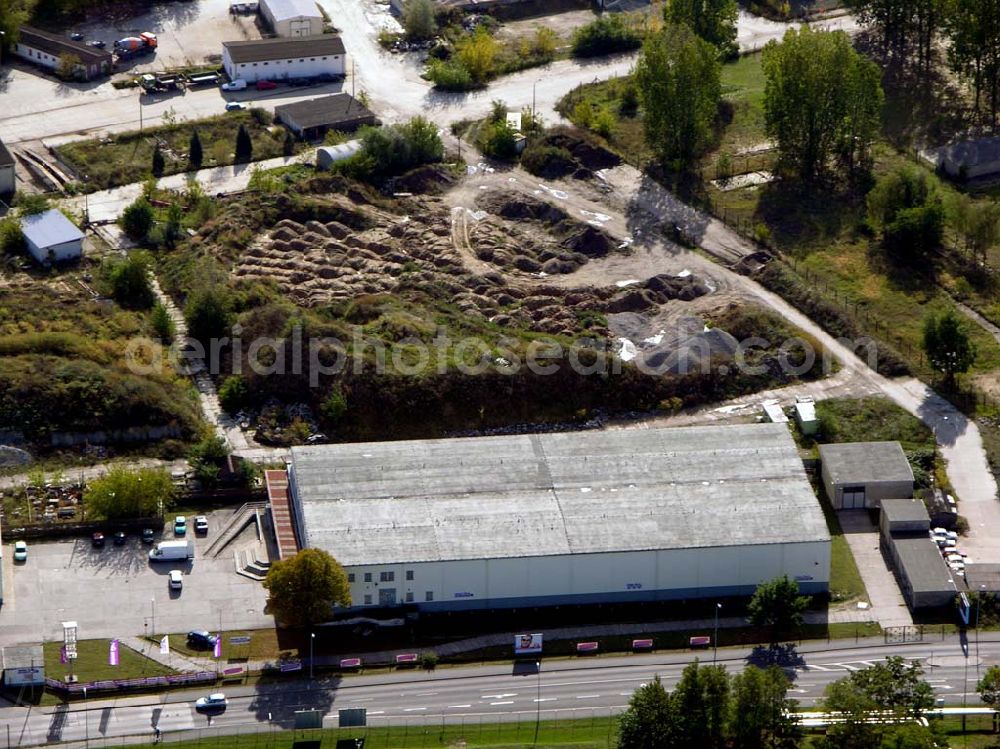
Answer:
[
  {"left": 576, "top": 694, "right": 601, "bottom": 699},
  {"left": 448, "top": 705, "right": 472, "bottom": 709},
  {"left": 414, "top": 692, "right": 439, "bottom": 696},
  {"left": 534, "top": 698, "right": 557, "bottom": 703},
  {"left": 481, "top": 693, "right": 517, "bottom": 699},
  {"left": 368, "top": 711, "right": 385, "bottom": 715},
  {"left": 490, "top": 701, "right": 514, "bottom": 706},
  {"left": 404, "top": 707, "right": 426, "bottom": 712}
]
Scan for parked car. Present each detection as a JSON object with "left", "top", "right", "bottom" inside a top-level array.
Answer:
[
  {"left": 187, "top": 631, "right": 218, "bottom": 649},
  {"left": 141, "top": 528, "right": 156, "bottom": 544},
  {"left": 169, "top": 570, "right": 183, "bottom": 590},
  {"left": 255, "top": 79, "right": 277, "bottom": 90},
  {"left": 113, "top": 531, "right": 127, "bottom": 546},
  {"left": 69, "top": 32, "right": 84, "bottom": 41},
  {"left": 174, "top": 516, "right": 187, "bottom": 536},
  {"left": 221, "top": 79, "right": 247, "bottom": 91},
  {"left": 225, "top": 101, "right": 247, "bottom": 111},
  {"left": 91, "top": 532, "right": 105, "bottom": 548},
  {"left": 194, "top": 516, "right": 209, "bottom": 534},
  {"left": 195, "top": 693, "right": 227, "bottom": 711},
  {"left": 88, "top": 40, "right": 106, "bottom": 49},
  {"left": 13, "top": 541, "right": 27, "bottom": 562},
  {"left": 288, "top": 77, "right": 312, "bottom": 87}
]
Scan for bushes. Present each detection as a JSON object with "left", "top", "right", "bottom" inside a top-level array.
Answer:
[
  {"left": 105, "top": 254, "right": 154, "bottom": 309},
  {"left": 477, "top": 119, "right": 519, "bottom": 160},
  {"left": 219, "top": 375, "right": 248, "bottom": 412},
  {"left": 521, "top": 144, "right": 576, "bottom": 177},
  {"left": 350, "top": 118, "right": 443, "bottom": 180},
  {"left": 571, "top": 15, "right": 642, "bottom": 58},
  {"left": 120, "top": 197, "right": 155, "bottom": 241},
  {"left": 150, "top": 303, "right": 174, "bottom": 342},
  {"left": 867, "top": 166, "right": 944, "bottom": 259},
  {"left": 0, "top": 217, "right": 24, "bottom": 255},
  {"left": 185, "top": 285, "right": 235, "bottom": 345},
  {"left": 403, "top": 0, "right": 437, "bottom": 40}
]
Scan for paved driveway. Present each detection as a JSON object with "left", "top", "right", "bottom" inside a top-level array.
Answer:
[{"left": 0, "top": 510, "right": 270, "bottom": 649}]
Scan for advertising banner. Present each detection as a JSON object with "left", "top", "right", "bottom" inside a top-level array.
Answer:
[{"left": 514, "top": 633, "right": 543, "bottom": 655}]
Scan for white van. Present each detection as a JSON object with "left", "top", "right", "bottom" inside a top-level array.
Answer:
[
  {"left": 221, "top": 79, "right": 247, "bottom": 91},
  {"left": 149, "top": 539, "right": 195, "bottom": 562}
]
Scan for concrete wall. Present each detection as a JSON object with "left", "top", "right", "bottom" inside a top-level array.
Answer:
[
  {"left": 341, "top": 541, "right": 831, "bottom": 611},
  {"left": 0, "top": 163, "right": 14, "bottom": 195},
  {"left": 822, "top": 472, "right": 913, "bottom": 509},
  {"left": 223, "top": 48, "right": 344, "bottom": 83},
  {"left": 26, "top": 237, "right": 82, "bottom": 265}
]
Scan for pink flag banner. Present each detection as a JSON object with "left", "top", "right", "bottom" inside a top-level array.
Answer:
[
  {"left": 159, "top": 636, "right": 169, "bottom": 655},
  {"left": 213, "top": 635, "right": 222, "bottom": 659},
  {"left": 109, "top": 639, "right": 120, "bottom": 666},
  {"left": 60, "top": 646, "right": 67, "bottom": 665}
]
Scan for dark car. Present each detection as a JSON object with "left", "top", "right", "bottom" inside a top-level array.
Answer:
[
  {"left": 141, "top": 528, "right": 156, "bottom": 544},
  {"left": 113, "top": 531, "right": 127, "bottom": 545},
  {"left": 69, "top": 32, "right": 84, "bottom": 41},
  {"left": 91, "top": 532, "right": 105, "bottom": 548},
  {"left": 288, "top": 77, "right": 312, "bottom": 87},
  {"left": 88, "top": 40, "right": 106, "bottom": 49},
  {"left": 187, "top": 631, "right": 218, "bottom": 650}
]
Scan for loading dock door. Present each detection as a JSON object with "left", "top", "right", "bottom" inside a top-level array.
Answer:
[
  {"left": 289, "top": 19, "right": 312, "bottom": 37},
  {"left": 842, "top": 485, "right": 866, "bottom": 509},
  {"left": 379, "top": 588, "right": 396, "bottom": 606}
]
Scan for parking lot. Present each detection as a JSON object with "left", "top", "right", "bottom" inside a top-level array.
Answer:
[{"left": 0, "top": 509, "right": 271, "bottom": 649}]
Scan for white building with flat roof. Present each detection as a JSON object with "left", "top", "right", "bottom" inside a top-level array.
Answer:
[{"left": 287, "top": 423, "right": 831, "bottom": 612}]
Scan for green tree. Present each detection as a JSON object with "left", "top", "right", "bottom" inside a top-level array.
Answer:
[
  {"left": 150, "top": 302, "right": 174, "bottom": 342},
  {"left": 403, "top": 0, "right": 437, "bottom": 40},
  {"left": 456, "top": 27, "right": 500, "bottom": 84},
  {"left": 747, "top": 575, "right": 810, "bottom": 645},
  {"left": 923, "top": 309, "right": 977, "bottom": 386},
  {"left": 950, "top": 196, "right": 1000, "bottom": 265},
  {"left": 106, "top": 254, "right": 154, "bottom": 309},
  {"left": 762, "top": 27, "right": 883, "bottom": 180},
  {"left": 189, "top": 130, "right": 203, "bottom": 170},
  {"left": 477, "top": 119, "right": 519, "bottom": 160},
  {"left": 847, "top": 0, "right": 941, "bottom": 70},
  {"left": 263, "top": 548, "right": 352, "bottom": 626},
  {"left": 672, "top": 662, "right": 730, "bottom": 749},
  {"left": 235, "top": 124, "right": 253, "bottom": 164},
  {"left": 618, "top": 676, "right": 678, "bottom": 749},
  {"left": 184, "top": 285, "right": 235, "bottom": 345},
  {"left": 151, "top": 144, "right": 165, "bottom": 177},
  {"left": 571, "top": 14, "right": 642, "bottom": 58},
  {"left": 731, "top": 666, "right": 801, "bottom": 749},
  {"left": 84, "top": 466, "right": 175, "bottom": 519},
  {"left": 977, "top": 664, "right": 1000, "bottom": 732},
  {"left": 188, "top": 431, "right": 230, "bottom": 489},
  {"left": 946, "top": 0, "right": 1000, "bottom": 125},
  {"left": 665, "top": 0, "right": 738, "bottom": 58},
  {"left": 866, "top": 165, "right": 944, "bottom": 257},
  {"left": 356, "top": 117, "right": 443, "bottom": 179},
  {"left": 55, "top": 52, "right": 81, "bottom": 81},
  {"left": 634, "top": 24, "right": 721, "bottom": 168},
  {"left": 14, "top": 193, "right": 51, "bottom": 216},
  {"left": 119, "top": 197, "right": 155, "bottom": 241},
  {"left": 320, "top": 386, "right": 348, "bottom": 423},
  {"left": 218, "top": 375, "right": 249, "bottom": 413}
]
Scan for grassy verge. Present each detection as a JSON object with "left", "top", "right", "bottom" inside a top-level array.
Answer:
[
  {"left": 145, "top": 630, "right": 294, "bottom": 662},
  {"left": 56, "top": 110, "right": 303, "bottom": 191},
  {"left": 43, "top": 639, "right": 175, "bottom": 683}
]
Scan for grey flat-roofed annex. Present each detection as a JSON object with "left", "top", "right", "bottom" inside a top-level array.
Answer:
[
  {"left": 881, "top": 498, "right": 930, "bottom": 525},
  {"left": 890, "top": 535, "right": 956, "bottom": 596},
  {"left": 818, "top": 441, "right": 913, "bottom": 485},
  {"left": 291, "top": 423, "right": 830, "bottom": 567}
]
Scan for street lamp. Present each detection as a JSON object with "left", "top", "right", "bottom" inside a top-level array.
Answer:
[
  {"left": 150, "top": 598, "right": 156, "bottom": 637},
  {"left": 83, "top": 686, "right": 89, "bottom": 749},
  {"left": 713, "top": 603, "right": 722, "bottom": 664},
  {"left": 977, "top": 584, "right": 986, "bottom": 675},
  {"left": 309, "top": 631, "right": 316, "bottom": 680},
  {"left": 533, "top": 660, "right": 541, "bottom": 746}
]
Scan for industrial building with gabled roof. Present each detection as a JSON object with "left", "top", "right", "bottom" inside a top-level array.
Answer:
[
  {"left": 259, "top": 0, "right": 324, "bottom": 36},
  {"left": 284, "top": 422, "right": 831, "bottom": 611},
  {"left": 275, "top": 94, "right": 377, "bottom": 140},
  {"left": 221, "top": 35, "right": 345, "bottom": 83},
  {"left": 14, "top": 26, "right": 112, "bottom": 80}
]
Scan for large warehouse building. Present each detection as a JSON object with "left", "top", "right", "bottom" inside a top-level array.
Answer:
[
  {"left": 285, "top": 423, "right": 831, "bottom": 611},
  {"left": 221, "top": 36, "right": 345, "bottom": 83}
]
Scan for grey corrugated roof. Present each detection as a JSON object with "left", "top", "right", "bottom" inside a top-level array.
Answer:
[
  {"left": 890, "top": 535, "right": 956, "bottom": 595},
  {"left": 261, "top": 0, "right": 322, "bottom": 21},
  {"left": 291, "top": 423, "right": 830, "bottom": 566},
  {"left": 964, "top": 564, "right": 1000, "bottom": 593},
  {"left": 275, "top": 94, "right": 375, "bottom": 129},
  {"left": 223, "top": 35, "right": 344, "bottom": 64},
  {"left": 881, "top": 498, "right": 930, "bottom": 525},
  {"left": 818, "top": 441, "right": 914, "bottom": 486},
  {"left": 19, "top": 209, "right": 83, "bottom": 249},
  {"left": 0, "top": 140, "right": 13, "bottom": 168},
  {"left": 17, "top": 26, "right": 112, "bottom": 66},
  {"left": 2, "top": 645, "right": 43, "bottom": 670}
]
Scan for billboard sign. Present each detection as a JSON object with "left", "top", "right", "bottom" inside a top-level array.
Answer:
[
  {"left": 514, "top": 633, "right": 543, "bottom": 655},
  {"left": 229, "top": 636, "right": 252, "bottom": 646},
  {"left": 339, "top": 708, "right": 367, "bottom": 727}
]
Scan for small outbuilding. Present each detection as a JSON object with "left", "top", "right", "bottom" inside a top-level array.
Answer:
[
  {"left": 2, "top": 645, "right": 45, "bottom": 688},
  {"left": 794, "top": 396, "right": 818, "bottom": 436},
  {"left": 316, "top": 139, "right": 361, "bottom": 170},
  {"left": 921, "top": 136, "right": 1000, "bottom": 182},
  {"left": 14, "top": 26, "right": 112, "bottom": 81},
  {"left": 879, "top": 499, "right": 956, "bottom": 611},
  {"left": 0, "top": 139, "right": 15, "bottom": 195},
  {"left": 259, "top": 0, "right": 323, "bottom": 37},
  {"left": 818, "top": 441, "right": 914, "bottom": 510},
  {"left": 20, "top": 209, "right": 84, "bottom": 265},
  {"left": 275, "top": 94, "right": 377, "bottom": 140}
]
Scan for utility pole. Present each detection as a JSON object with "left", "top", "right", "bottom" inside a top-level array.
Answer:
[
  {"left": 713, "top": 603, "right": 722, "bottom": 664},
  {"left": 83, "top": 686, "right": 89, "bottom": 749},
  {"left": 309, "top": 631, "right": 316, "bottom": 681},
  {"left": 150, "top": 598, "right": 155, "bottom": 637},
  {"left": 533, "top": 661, "right": 541, "bottom": 746}
]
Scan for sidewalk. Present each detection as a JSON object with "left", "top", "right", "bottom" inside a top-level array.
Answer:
[{"left": 121, "top": 636, "right": 211, "bottom": 675}]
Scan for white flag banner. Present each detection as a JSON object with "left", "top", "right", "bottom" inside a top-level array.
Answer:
[{"left": 160, "top": 635, "right": 169, "bottom": 655}]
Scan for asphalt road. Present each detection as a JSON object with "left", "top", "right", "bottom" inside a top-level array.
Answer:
[{"left": 2, "top": 635, "right": 996, "bottom": 747}]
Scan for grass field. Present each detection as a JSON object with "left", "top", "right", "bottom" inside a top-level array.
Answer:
[
  {"left": 43, "top": 639, "right": 175, "bottom": 684},
  {"left": 56, "top": 110, "right": 302, "bottom": 190},
  {"left": 145, "top": 630, "right": 293, "bottom": 661}
]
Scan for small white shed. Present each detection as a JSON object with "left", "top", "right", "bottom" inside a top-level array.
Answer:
[
  {"left": 259, "top": 0, "right": 323, "bottom": 37},
  {"left": 316, "top": 139, "right": 361, "bottom": 170},
  {"left": 20, "top": 209, "right": 84, "bottom": 265}
]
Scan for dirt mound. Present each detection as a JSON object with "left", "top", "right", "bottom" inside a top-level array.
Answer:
[
  {"left": 560, "top": 224, "right": 615, "bottom": 258},
  {"left": 542, "top": 126, "right": 621, "bottom": 171},
  {"left": 476, "top": 191, "right": 569, "bottom": 224},
  {"left": 393, "top": 164, "right": 458, "bottom": 195}
]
